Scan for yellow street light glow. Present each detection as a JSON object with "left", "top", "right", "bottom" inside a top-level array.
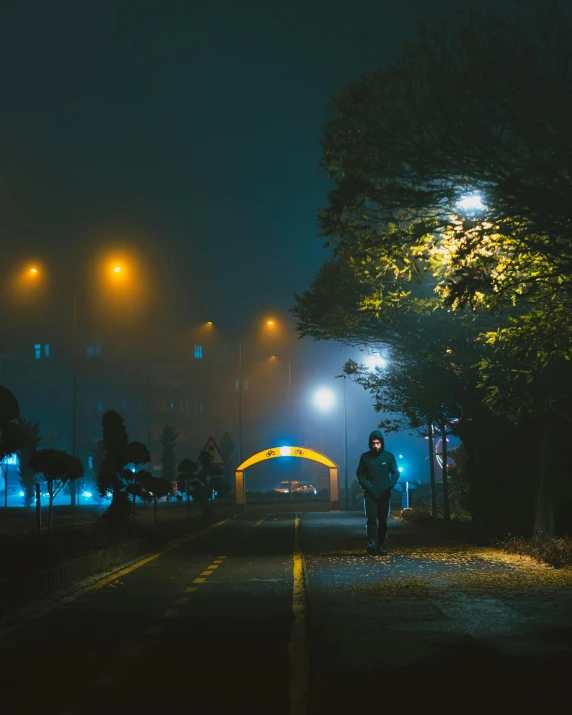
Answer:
[
  {"left": 207, "top": 321, "right": 213, "bottom": 325},
  {"left": 113, "top": 266, "right": 121, "bottom": 273},
  {"left": 267, "top": 320, "right": 274, "bottom": 325},
  {"left": 29, "top": 268, "right": 38, "bottom": 274}
]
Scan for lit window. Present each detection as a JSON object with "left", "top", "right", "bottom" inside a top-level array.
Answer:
[
  {"left": 87, "top": 345, "right": 102, "bottom": 358},
  {"left": 44, "top": 344, "right": 50, "bottom": 358},
  {"left": 88, "top": 456, "right": 94, "bottom": 469},
  {"left": 194, "top": 345, "right": 203, "bottom": 359},
  {"left": 169, "top": 400, "right": 175, "bottom": 410},
  {"left": 34, "top": 344, "right": 41, "bottom": 360},
  {"left": 97, "top": 403, "right": 103, "bottom": 412}
]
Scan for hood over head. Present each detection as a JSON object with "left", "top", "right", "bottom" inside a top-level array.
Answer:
[{"left": 368, "top": 430, "right": 385, "bottom": 450}]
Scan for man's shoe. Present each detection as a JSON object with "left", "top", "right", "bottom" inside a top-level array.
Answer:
[
  {"left": 367, "top": 539, "right": 378, "bottom": 556},
  {"left": 376, "top": 543, "right": 387, "bottom": 556}
]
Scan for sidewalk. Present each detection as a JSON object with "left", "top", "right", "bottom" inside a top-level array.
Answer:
[{"left": 300, "top": 512, "right": 572, "bottom": 709}]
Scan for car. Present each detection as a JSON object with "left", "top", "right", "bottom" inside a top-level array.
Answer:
[
  {"left": 274, "top": 480, "right": 293, "bottom": 494},
  {"left": 274, "top": 481, "right": 318, "bottom": 495},
  {"left": 297, "top": 483, "right": 318, "bottom": 495}
]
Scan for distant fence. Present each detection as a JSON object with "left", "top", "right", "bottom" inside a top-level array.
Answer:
[{"left": 0, "top": 536, "right": 151, "bottom": 618}]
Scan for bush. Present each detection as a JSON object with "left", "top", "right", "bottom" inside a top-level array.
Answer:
[
  {"left": 400, "top": 506, "right": 433, "bottom": 523},
  {"left": 498, "top": 532, "right": 572, "bottom": 568}
]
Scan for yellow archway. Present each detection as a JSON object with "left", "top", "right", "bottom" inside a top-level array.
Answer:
[{"left": 235, "top": 445, "right": 339, "bottom": 511}]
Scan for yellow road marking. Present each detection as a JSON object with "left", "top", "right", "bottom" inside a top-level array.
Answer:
[
  {"left": 175, "top": 598, "right": 189, "bottom": 606},
  {"left": 200, "top": 570, "right": 213, "bottom": 576},
  {"left": 207, "top": 564, "right": 219, "bottom": 569},
  {"left": 0, "top": 516, "right": 234, "bottom": 641},
  {"left": 162, "top": 609, "right": 179, "bottom": 619},
  {"left": 185, "top": 587, "right": 198, "bottom": 593},
  {"left": 212, "top": 560, "right": 224, "bottom": 564},
  {"left": 217, "top": 556, "right": 227, "bottom": 560},
  {"left": 143, "top": 625, "right": 164, "bottom": 636},
  {"left": 193, "top": 578, "right": 206, "bottom": 583},
  {"left": 289, "top": 513, "right": 309, "bottom": 715},
  {"left": 59, "top": 517, "right": 231, "bottom": 606}
]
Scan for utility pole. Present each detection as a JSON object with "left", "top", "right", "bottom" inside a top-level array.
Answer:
[
  {"left": 237, "top": 341, "right": 243, "bottom": 465},
  {"left": 343, "top": 376, "right": 348, "bottom": 511},
  {"left": 70, "top": 288, "right": 78, "bottom": 507},
  {"left": 441, "top": 421, "right": 451, "bottom": 522},
  {"left": 428, "top": 422, "right": 437, "bottom": 517}
]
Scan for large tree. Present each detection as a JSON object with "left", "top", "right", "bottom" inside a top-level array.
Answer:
[{"left": 294, "top": 4, "right": 572, "bottom": 535}]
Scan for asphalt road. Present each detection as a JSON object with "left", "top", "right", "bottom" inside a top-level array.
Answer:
[{"left": 1, "top": 511, "right": 571, "bottom": 714}]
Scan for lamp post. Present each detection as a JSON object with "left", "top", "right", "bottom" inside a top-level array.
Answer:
[
  {"left": 313, "top": 382, "right": 349, "bottom": 510},
  {"left": 237, "top": 341, "right": 243, "bottom": 465},
  {"left": 25, "top": 262, "right": 127, "bottom": 506}
]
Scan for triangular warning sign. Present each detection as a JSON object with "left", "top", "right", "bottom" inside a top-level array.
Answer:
[{"left": 198, "top": 435, "right": 228, "bottom": 466}]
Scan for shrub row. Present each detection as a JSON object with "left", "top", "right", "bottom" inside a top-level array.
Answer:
[{"left": 497, "top": 533, "right": 572, "bottom": 569}]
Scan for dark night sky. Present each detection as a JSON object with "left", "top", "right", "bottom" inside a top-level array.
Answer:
[{"left": 0, "top": 0, "right": 498, "bottom": 333}]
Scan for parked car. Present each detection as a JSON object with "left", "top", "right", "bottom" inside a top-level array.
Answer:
[
  {"left": 274, "top": 480, "right": 294, "bottom": 494},
  {"left": 274, "top": 481, "right": 318, "bottom": 495}
]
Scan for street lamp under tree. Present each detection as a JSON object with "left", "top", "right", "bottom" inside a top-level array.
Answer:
[{"left": 313, "top": 381, "right": 349, "bottom": 511}]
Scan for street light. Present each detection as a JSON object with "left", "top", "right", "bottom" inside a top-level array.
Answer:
[
  {"left": 457, "top": 193, "right": 485, "bottom": 213},
  {"left": 235, "top": 316, "right": 289, "bottom": 464},
  {"left": 313, "top": 388, "right": 335, "bottom": 411},
  {"left": 313, "top": 381, "right": 349, "bottom": 510},
  {"left": 22, "top": 260, "right": 129, "bottom": 506}
]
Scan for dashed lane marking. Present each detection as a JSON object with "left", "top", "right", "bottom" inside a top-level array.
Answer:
[
  {"left": 162, "top": 609, "right": 179, "bottom": 619},
  {"left": 0, "top": 518, "right": 234, "bottom": 640},
  {"left": 193, "top": 578, "right": 207, "bottom": 584},
  {"left": 200, "top": 570, "right": 213, "bottom": 576},
  {"left": 185, "top": 587, "right": 198, "bottom": 593},
  {"left": 289, "top": 513, "right": 309, "bottom": 715},
  {"left": 207, "top": 564, "right": 219, "bottom": 569}
]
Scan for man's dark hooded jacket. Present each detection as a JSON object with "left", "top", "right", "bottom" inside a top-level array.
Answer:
[{"left": 356, "top": 430, "right": 399, "bottom": 498}]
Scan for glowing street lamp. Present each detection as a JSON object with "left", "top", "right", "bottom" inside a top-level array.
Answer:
[
  {"left": 313, "top": 387, "right": 336, "bottom": 411},
  {"left": 364, "top": 354, "right": 387, "bottom": 371},
  {"left": 457, "top": 193, "right": 485, "bottom": 213},
  {"left": 313, "top": 383, "right": 349, "bottom": 510}
]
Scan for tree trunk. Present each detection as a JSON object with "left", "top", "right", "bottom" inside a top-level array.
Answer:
[
  {"left": 48, "top": 493, "right": 54, "bottom": 534},
  {"left": 533, "top": 406, "right": 555, "bottom": 538}
]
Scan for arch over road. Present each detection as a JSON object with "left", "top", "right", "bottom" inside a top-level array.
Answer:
[{"left": 235, "top": 446, "right": 339, "bottom": 511}]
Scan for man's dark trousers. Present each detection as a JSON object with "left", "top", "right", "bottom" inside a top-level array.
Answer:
[{"left": 364, "top": 490, "right": 391, "bottom": 541}]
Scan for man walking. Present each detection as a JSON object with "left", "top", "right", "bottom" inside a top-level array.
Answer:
[{"left": 356, "top": 430, "right": 399, "bottom": 555}]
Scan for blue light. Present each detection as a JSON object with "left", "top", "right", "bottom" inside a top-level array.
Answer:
[
  {"left": 19, "top": 491, "right": 25, "bottom": 497},
  {"left": 398, "top": 467, "right": 403, "bottom": 473}
]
